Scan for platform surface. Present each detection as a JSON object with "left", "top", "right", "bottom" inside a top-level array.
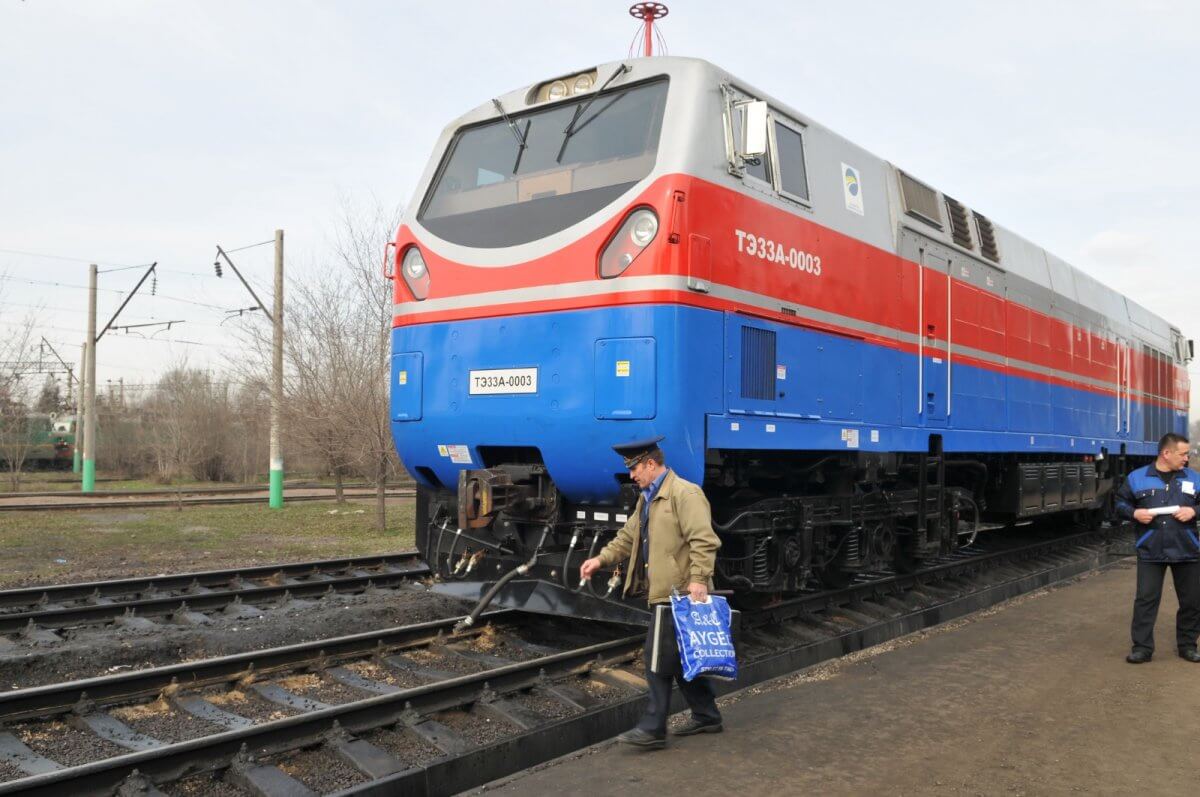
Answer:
[{"left": 484, "top": 560, "right": 1198, "bottom": 796}]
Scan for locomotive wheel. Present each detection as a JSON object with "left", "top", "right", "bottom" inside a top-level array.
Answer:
[
  {"left": 818, "top": 556, "right": 853, "bottom": 589},
  {"left": 871, "top": 521, "right": 897, "bottom": 563},
  {"left": 893, "top": 545, "right": 919, "bottom": 575},
  {"left": 892, "top": 523, "right": 919, "bottom": 574}
]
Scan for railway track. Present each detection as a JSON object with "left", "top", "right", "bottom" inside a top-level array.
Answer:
[
  {"left": 0, "top": 553, "right": 429, "bottom": 640},
  {"left": 1, "top": 482, "right": 414, "bottom": 501},
  {"left": 0, "top": 529, "right": 1118, "bottom": 795},
  {"left": 0, "top": 488, "right": 416, "bottom": 513},
  {"left": 0, "top": 611, "right": 642, "bottom": 795}
]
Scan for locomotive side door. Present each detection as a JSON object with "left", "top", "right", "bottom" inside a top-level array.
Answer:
[
  {"left": 920, "top": 249, "right": 950, "bottom": 424},
  {"left": 1116, "top": 335, "right": 1131, "bottom": 437}
]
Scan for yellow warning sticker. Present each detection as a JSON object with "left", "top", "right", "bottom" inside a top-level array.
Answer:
[
  {"left": 398, "top": 370, "right": 408, "bottom": 385},
  {"left": 615, "top": 360, "right": 631, "bottom": 377},
  {"left": 437, "top": 445, "right": 448, "bottom": 457}
]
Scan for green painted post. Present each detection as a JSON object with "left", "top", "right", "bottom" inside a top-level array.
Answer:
[
  {"left": 82, "top": 268, "right": 97, "bottom": 493},
  {"left": 268, "top": 230, "right": 284, "bottom": 508},
  {"left": 269, "top": 466, "right": 283, "bottom": 509}
]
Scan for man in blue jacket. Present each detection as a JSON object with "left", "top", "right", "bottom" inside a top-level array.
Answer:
[{"left": 1114, "top": 432, "right": 1200, "bottom": 663}]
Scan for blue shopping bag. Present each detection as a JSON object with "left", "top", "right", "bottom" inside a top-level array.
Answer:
[{"left": 670, "top": 592, "right": 738, "bottom": 682}]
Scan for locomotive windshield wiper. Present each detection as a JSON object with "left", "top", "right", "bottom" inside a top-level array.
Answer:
[
  {"left": 556, "top": 63, "right": 631, "bottom": 163},
  {"left": 491, "top": 98, "right": 530, "bottom": 174}
]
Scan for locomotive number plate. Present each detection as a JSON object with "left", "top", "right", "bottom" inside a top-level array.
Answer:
[{"left": 469, "top": 367, "right": 538, "bottom": 395}]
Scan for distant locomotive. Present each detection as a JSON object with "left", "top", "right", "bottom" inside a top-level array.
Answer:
[
  {"left": 386, "top": 56, "right": 1191, "bottom": 617},
  {"left": 1, "top": 413, "right": 75, "bottom": 470}
]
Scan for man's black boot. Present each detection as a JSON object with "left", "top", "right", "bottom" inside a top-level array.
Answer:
[
  {"left": 673, "top": 717, "right": 724, "bottom": 736},
  {"left": 1126, "top": 649, "right": 1153, "bottom": 663},
  {"left": 617, "top": 728, "right": 666, "bottom": 749},
  {"left": 1179, "top": 648, "right": 1200, "bottom": 662}
]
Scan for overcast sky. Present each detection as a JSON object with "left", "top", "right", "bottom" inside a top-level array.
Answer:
[{"left": 1, "top": 1, "right": 1197, "bottom": 411}]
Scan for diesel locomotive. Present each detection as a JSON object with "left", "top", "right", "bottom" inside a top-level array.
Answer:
[{"left": 386, "top": 56, "right": 1191, "bottom": 620}]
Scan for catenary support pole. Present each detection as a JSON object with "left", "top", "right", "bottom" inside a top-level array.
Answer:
[
  {"left": 82, "top": 266, "right": 98, "bottom": 492},
  {"left": 269, "top": 229, "right": 284, "bottom": 508},
  {"left": 73, "top": 341, "right": 83, "bottom": 474}
]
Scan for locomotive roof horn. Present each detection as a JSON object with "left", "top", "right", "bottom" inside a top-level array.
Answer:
[{"left": 629, "top": 2, "right": 668, "bottom": 58}]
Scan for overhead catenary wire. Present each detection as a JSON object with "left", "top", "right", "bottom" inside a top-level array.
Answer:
[
  {"left": 0, "top": 247, "right": 144, "bottom": 267},
  {"left": 0, "top": 274, "right": 127, "bottom": 293},
  {"left": 223, "top": 239, "right": 275, "bottom": 254},
  {"left": 97, "top": 262, "right": 156, "bottom": 274}
]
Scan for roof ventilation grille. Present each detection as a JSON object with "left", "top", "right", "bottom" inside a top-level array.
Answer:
[
  {"left": 974, "top": 212, "right": 1000, "bottom": 262},
  {"left": 944, "top": 195, "right": 973, "bottom": 249},
  {"left": 898, "top": 171, "right": 942, "bottom": 228}
]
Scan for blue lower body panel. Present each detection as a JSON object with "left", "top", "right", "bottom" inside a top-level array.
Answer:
[
  {"left": 391, "top": 305, "right": 723, "bottom": 503},
  {"left": 391, "top": 305, "right": 1172, "bottom": 502}
]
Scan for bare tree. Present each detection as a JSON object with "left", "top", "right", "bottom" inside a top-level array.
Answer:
[
  {"left": 142, "top": 364, "right": 239, "bottom": 482},
  {"left": 225, "top": 198, "right": 403, "bottom": 527},
  {"left": 34, "top": 375, "right": 63, "bottom": 414},
  {"left": 230, "top": 378, "right": 271, "bottom": 483},
  {"left": 332, "top": 197, "right": 404, "bottom": 530},
  {"left": 0, "top": 303, "right": 39, "bottom": 490},
  {"left": 228, "top": 277, "right": 364, "bottom": 500},
  {"left": 281, "top": 277, "right": 366, "bottom": 503}
]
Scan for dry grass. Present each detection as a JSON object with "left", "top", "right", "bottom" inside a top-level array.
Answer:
[{"left": 0, "top": 497, "right": 415, "bottom": 588}]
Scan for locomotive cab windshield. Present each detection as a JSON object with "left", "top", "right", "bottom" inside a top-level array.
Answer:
[{"left": 418, "top": 78, "right": 668, "bottom": 248}]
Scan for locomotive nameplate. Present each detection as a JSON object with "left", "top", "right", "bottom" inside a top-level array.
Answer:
[{"left": 469, "top": 367, "right": 538, "bottom": 395}]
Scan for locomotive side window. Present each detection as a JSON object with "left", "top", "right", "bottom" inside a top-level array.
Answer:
[{"left": 771, "top": 118, "right": 809, "bottom": 203}]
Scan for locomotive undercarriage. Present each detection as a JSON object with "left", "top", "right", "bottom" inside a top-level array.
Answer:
[{"left": 416, "top": 435, "right": 1119, "bottom": 617}]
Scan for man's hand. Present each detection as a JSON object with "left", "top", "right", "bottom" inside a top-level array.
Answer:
[
  {"left": 1133, "top": 509, "right": 1154, "bottom": 525},
  {"left": 1175, "top": 506, "right": 1197, "bottom": 523},
  {"left": 688, "top": 582, "right": 709, "bottom": 603},
  {"left": 580, "top": 557, "right": 602, "bottom": 581}
]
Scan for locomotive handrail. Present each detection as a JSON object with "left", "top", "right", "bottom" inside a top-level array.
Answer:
[
  {"left": 918, "top": 248, "right": 924, "bottom": 414},
  {"left": 382, "top": 240, "right": 397, "bottom": 280},
  {"left": 946, "top": 265, "right": 952, "bottom": 416}
]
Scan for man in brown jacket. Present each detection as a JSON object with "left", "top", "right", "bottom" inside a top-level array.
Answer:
[{"left": 580, "top": 436, "right": 723, "bottom": 749}]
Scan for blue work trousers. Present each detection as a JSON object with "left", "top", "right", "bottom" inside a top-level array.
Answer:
[{"left": 1132, "top": 560, "right": 1200, "bottom": 653}]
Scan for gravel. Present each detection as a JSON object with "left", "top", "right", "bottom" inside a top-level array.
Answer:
[
  {"left": 110, "top": 699, "right": 223, "bottom": 743},
  {"left": 200, "top": 688, "right": 298, "bottom": 724},
  {"left": 0, "top": 588, "right": 471, "bottom": 690},
  {"left": 275, "top": 746, "right": 368, "bottom": 793},
  {"left": 362, "top": 727, "right": 443, "bottom": 768},
  {"left": 273, "top": 673, "right": 375, "bottom": 706},
  {"left": 171, "top": 772, "right": 253, "bottom": 797},
  {"left": 458, "top": 627, "right": 550, "bottom": 662},
  {"left": 433, "top": 708, "right": 518, "bottom": 747},
  {"left": 575, "top": 674, "right": 626, "bottom": 701},
  {"left": 397, "top": 647, "right": 487, "bottom": 675},
  {"left": 13, "top": 720, "right": 128, "bottom": 767},
  {"left": 512, "top": 690, "right": 576, "bottom": 721},
  {"left": 0, "top": 760, "right": 27, "bottom": 784},
  {"left": 342, "top": 660, "right": 426, "bottom": 689}
]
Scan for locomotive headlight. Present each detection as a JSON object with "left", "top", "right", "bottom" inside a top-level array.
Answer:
[
  {"left": 573, "top": 74, "right": 594, "bottom": 93},
  {"left": 548, "top": 80, "right": 568, "bottom": 100},
  {"left": 599, "top": 207, "right": 659, "bottom": 278},
  {"left": 402, "top": 248, "right": 427, "bottom": 279},
  {"left": 400, "top": 246, "right": 430, "bottom": 300},
  {"left": 629, "top": 210, "right": 658, "bottom": 247}
]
